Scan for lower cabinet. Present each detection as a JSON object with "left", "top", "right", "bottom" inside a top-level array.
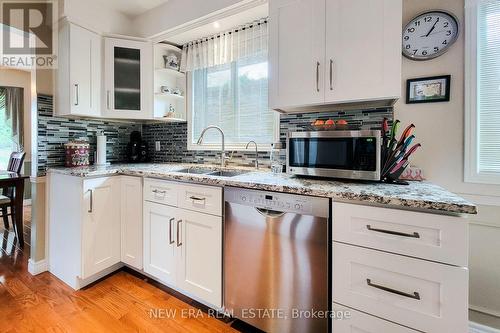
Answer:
[
  {"left": 143, "top": 179, "right": 223, "bottom": 308},
  {"left": 81, "top": 177, "right": 121, "bottom": 279},
  {"left": 120, "top": 176, "right": 143, "bottom": 270}
]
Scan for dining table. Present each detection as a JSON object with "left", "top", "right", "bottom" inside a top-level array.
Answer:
[{"left": 0, "top": 171, "right": 29, "bottom": 246}]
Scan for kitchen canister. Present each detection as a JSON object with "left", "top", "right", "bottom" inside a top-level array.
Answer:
[{"left": 64, "top": 140, "right": 90, "bottom": 167}]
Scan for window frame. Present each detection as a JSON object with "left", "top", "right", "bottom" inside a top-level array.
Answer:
[
  {"left": 186, "top": 62, "right": 280, "bottom": 152},
  {"left": 464, "top": 0, "right": 500, "bottom": 184}
]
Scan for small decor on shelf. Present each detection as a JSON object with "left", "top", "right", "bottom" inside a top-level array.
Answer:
[
  {"left": 380, "top": 118, "right": 421, "bottom": 184},
  {"left": 406, "top": 75, "right": 451, "bottom": 104},
  {"left": 160, "top": 86, "right": 171, "bottom": 94},
  {"left": 163, "top": 53, "right": 179, "bottom": 70},
  {"left": 165, "top": 104, "right": 176, "bottom": 118}
]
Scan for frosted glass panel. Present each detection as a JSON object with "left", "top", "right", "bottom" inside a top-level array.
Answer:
[{"left": 114, "top": 47, "right": 141, "bottom": 111}]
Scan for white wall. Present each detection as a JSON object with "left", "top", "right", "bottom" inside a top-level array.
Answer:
[
  {"left": 398, "top": 0, "right": 500, "bottom": 317},
  {"left": 0, "top": 68, "right": 33, "bottom": 161},
  {"left": 132, "top": 0, "right": 246, "bottom": 38},
  {"left": 396, "top": 0, "right": 500, "bottom": 200}
]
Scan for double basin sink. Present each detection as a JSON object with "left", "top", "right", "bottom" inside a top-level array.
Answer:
[{"left": 175, "top": 167, "right": 249, "bottom": 178}]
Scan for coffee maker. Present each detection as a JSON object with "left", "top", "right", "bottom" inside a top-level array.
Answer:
[{"left": 126, "top": 131, "right": 149, "bottom": 163}]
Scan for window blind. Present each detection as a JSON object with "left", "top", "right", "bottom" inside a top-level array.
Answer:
[{"left": 477, "top": 1, "right": 500, "bottom": 173}]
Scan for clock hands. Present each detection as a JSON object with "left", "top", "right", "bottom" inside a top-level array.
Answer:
[
  {"left": 424, "top": 17, "right": 440, "bottom": 37},
  {"left": 420, "top": 29, "right": 446, "bottom": 37}
]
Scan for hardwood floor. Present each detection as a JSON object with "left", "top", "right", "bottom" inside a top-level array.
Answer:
[{"left": 0, "top": 207, "right": 245, "bottom": 333}]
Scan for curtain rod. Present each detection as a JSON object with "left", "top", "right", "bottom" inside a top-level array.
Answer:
[{"left": 186, "top": 19, "right": 268, "bottom": 46}]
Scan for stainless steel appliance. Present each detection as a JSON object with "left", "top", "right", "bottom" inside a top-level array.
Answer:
[
  {"left": 224, "top": 187, "right": 330, "bottom": 333},
  {"left": 286, "top": 130, "right": 381, "bottom": 181}
]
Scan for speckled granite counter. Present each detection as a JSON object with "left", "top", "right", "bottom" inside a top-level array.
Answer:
[{"left": 47, "top": 163, "right": 477, "bottom": 215}]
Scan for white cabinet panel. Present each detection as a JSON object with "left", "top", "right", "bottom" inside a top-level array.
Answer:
[
  {"left": 56, "top": 22, "right": 101, "bottom": 117},
  {"left": 333, "top": 242, "right": 468, "bottom": 333},
  {"left": 332, "top": 202, "right": 468, "bottom": 267},
  {"left": 143, "top": 201, "right": 177, "bottom": 285},
  {"left": 81, "top": 177, "right": 121, "bottom": 279},
  {"left": 120, "top": 176, "right": 143, "bottom": 269},
  {"left": 269, "top": 0, "right": 326, "bottom": 109},
  {"left": 177, "top": 209, "right": 222, "bottom": 308},
  {"left": 144, "top": 178, "right": 179, "bottom": 206},
  {"left": 324, "top": 0, "right": 401, "bottom": 103}
]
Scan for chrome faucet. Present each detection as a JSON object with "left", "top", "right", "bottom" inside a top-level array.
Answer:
[
  {"left": 245, "top": 140, "right": 259, "bottom": 169},
  {"left": 196, "top": 125, "right": 227, "bottom": 167}
]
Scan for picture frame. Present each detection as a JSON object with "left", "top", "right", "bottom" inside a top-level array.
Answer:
[{"left": 406, "top": 75, "right": 451, "bottom": 104}]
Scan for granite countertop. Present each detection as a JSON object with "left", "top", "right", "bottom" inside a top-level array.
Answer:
[{"left": 47, "top": 163, "right": 477, "bottom": 215}]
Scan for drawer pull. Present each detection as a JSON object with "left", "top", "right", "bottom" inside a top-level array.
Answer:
[
  {"left": 152, "top": 189, "right": 166, "bottom": 194},
  {"left": 366, "top": 225, "right": 420, "bottom": 238},
  {"left": 366, "top": 278, "right": 421, "bottom": 300},
  {"left": 189, "top": 196, "right": 206, "bottom": 202}
]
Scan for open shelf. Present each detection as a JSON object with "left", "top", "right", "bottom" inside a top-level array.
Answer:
[
  {"left": 155, "top": 92, "right": 185, "bottom": 99},
  {"left": 155, "top": 67, "right": 185, "bottom": 77}
]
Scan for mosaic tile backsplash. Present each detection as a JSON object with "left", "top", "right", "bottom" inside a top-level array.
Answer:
[
  {"left": 36, "top": 94, "right": 392, "bottom": 174},
  {"left": 37, "top": 95, "right": 141, "bottom": 175},
  {"left": 142, "top": 108, "right": 393, "bottom": 167}
]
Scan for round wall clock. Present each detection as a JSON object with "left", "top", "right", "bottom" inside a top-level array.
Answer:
[{"left": 402, "top": 10, "right": 460, "bottom": 60}]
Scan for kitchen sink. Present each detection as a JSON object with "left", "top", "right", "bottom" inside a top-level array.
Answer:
[
  {"left": 207, "top": 170, "right": 248, "bottom": 177},
  {"left": 175, "top": 167, "right": 215, "bottom": 174}
]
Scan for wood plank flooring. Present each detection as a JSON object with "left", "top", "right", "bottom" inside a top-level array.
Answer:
[{"left": 0, "top": 207, "right": 249, "bottom": 333}]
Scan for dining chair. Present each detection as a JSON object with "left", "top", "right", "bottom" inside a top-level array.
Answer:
[{"left": 0, "top": 151, "right": 26, "bottom": 229}]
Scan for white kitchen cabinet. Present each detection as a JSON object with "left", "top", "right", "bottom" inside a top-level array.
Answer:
[
  {"left": 269, "top": 0, "right": 402, "bottom": 111},
  {"left": 103, "top": 37, "right": 153, "bottom": 119},
  {"left": 268, "top": 0, "right": 326, "bottom": 109},
  {"left": 120, "top": 176, "right": 143, "bottom": 270},
  {"left": 56, "top": 21, "right": 101, "bottom": 117},
  {"left": 177, "top": 209, "right": 222, "bottom": 307},
  {"left": 81, "top": 177, "right": 121, "bottom": 279},
  {"left": 143, "top": 201, "right": 178, "bottom": 285}
]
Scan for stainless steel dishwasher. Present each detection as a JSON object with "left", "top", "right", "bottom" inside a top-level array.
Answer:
[{"left": 224, "top": 187, "right": 330, "bottom": 333}]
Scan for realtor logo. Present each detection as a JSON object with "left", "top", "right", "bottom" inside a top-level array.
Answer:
[{"left": 0, "top": 0, "right": 57, "bottom": 68}]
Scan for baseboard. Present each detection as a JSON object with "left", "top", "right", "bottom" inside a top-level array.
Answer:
[
  {"left": 470, "top": 321, "right": 500, "bottom": 333},
  {"left": 28, "top": 258, "right": 49, "bottom": 275}
]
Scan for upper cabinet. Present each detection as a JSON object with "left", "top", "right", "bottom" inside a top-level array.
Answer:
[
  {"left": 56, "top": 22, "right": 101, "bottom": 117},
  {"left": 103, "top": 38, "right": 153, "bottom": 119},
  {"left": 269, "top": 0, "right": 402, "bottom": 112}
]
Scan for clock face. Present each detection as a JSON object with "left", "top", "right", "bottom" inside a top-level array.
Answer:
[{"left": 402, "top": 11, "right": 459, "bottom": 60}]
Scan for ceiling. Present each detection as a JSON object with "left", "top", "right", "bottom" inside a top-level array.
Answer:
[
  {"left": 102, "top": 0, "right": 169, "bottom": 18},
  {"left": 164, "top": 3, "right": 268, "bottom": 45}
]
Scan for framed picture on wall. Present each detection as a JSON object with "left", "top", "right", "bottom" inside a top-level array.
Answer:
[{"left": 406, "top": 75, "right": 451, "bottom": 104}]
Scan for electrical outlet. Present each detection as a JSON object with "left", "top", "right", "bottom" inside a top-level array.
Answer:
[{"left": 155, "top": 141, "right": 161, "bottom": 151}]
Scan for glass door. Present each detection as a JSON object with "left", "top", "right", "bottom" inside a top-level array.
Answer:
[{"left": 114, "top": 46, "right": 141, "bottom": 111}]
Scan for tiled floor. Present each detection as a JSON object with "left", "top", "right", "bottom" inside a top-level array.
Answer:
[{"left": 0, "top": 206, "right": 250, "bottom": 333}]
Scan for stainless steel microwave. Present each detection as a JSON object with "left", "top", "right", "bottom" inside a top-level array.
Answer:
[{"left": 286, "top": 130, "right": 381, "bottom": 181}]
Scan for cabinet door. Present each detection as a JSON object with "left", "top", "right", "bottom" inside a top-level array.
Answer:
[
  {"left": 58, "top": 23, "right": 101, "bottom": 117},
  {"left": 104, "top": 38, "right": 153, "bottom": 119},
  {"left": 269, "top": 0, "right": 326, "bottom": 110},
  {"left": 176, "top": 209, "right": 222, "bottom": 307},
  {"left": 120, "top": 176, "right": 143, "bottom": 270},
  {"left": 143, "top": 201, "right": 177, "bottom": 285},
  {"left": 324, "top": 0, "right": 401, "bottom": 103},
  {"left": 81, "top": 177, "right": 121, "bottom": 279}
]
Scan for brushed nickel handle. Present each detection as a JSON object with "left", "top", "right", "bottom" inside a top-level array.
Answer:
[
  {"left": 74, "top": 84, "right": 79, "bottom": 105},
  {"left": 106, "top": 90, "right": 110, "bottom": 109},
  {"left": 176, "top": 219, "right": 182, "bottom": 247},
  {"left": 329, "top": 59, "right": 333, "bottom": 90},
  {"left": 316, "top": 61, "right": 320, "bottom": 92},
  {"left": 153, "top": 189, "right": 166, "bottom": 194},
  {"left": 366, "top": 279, "right": 421, "bottom": 300},
  {"left": 169, "top": 217, "right": 175, "bottom": 245},
  {"left": 88, "top": 189, "right": 93, "bottom": 213},
  {"left": 189, "top": 195, "right": 206, "bottom": 202},
  {"left": 366, "top": 225, "right": 420, "bottom": 238}
]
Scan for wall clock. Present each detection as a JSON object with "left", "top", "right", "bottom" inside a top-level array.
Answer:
[{"left": 402, "top": 10, "right": 460, "bottom": 60}]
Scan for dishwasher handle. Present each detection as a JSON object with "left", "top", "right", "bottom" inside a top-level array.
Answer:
[{"left": 255, "top": 207, "right": 286, "bottom": 218}]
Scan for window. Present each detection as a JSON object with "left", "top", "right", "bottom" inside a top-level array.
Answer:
[
  {"left": 188, "top": 54, "right": 277, "bottom": 150},
  {"left": 0, "top": 88, "right": 14, "bottom": 170},
  {"left": 465, "top": 0, "right": 500, "bottom": 183}
]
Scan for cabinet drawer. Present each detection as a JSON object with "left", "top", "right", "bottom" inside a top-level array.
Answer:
[
  {"left": 332, "top": 242, "right": 468, "bottom": 333},
  {"left": 332, "top": 304, "right": 418, "bottom": 333},
  {"left": 177, "top": 183, "right": 222, "bottom": 216},
  {"left": 332, "top": 202, "right": 468, "bottom": 267},
  {"left": 144, "top": 178, "right": 178, "bottom": 206}
]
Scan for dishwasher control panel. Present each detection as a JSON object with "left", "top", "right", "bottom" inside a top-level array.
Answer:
[{"left": 225, "top": 187, "right": 330, "bottom": 218}]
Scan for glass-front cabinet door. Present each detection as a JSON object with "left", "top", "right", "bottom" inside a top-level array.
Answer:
[{"left": 104, "top": 38, "right": 152, "bottom": 119}]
